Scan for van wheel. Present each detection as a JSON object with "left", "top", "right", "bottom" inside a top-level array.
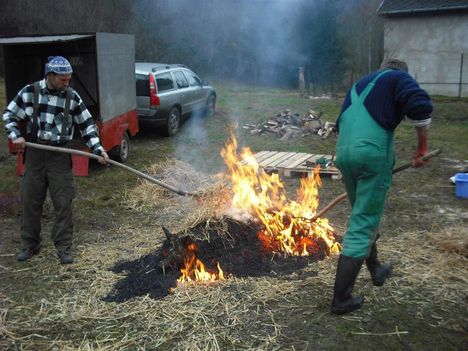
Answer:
[
  {"left": 206, "top": 95, "right": 216, "bottom": 117},
  {"left": 115, "top": 132, "right": 130, "bottom": 162},
  {"left": 166, "top": 107, "right": 180, "bottom": 136}
]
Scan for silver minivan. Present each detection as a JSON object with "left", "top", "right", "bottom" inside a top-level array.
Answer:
[{"left": 135, "top": 63, "right": 216, "bottom": 136}]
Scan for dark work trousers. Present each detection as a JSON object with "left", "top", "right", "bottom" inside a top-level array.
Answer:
[{"left": 20, "top": 147, "right": 76, "bottom": 252}]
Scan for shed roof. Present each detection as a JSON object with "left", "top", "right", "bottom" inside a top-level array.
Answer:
[
  {"left": 378, "top": 0, "right": 468, "bottom": 16},
  {"left": 0, "top": 34, "right": 93, "bottom": 45}
]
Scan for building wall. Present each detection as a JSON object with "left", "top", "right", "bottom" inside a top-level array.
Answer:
[{"left": 383, "top": 13, "right": 468, "bottom": 97}]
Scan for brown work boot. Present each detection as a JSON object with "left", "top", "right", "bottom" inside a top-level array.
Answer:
[
  {"left": 57, "top": 248, "right": 74, "bottom": 264},
  {"left": 16, "top": 245, "right": 41, "bottom": 262}
]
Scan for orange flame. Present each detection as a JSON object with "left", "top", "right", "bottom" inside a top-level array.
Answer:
[
  {"left": 177, "top": 243, "right": 225, "bottom": 283},
  {"left": 221, "top": 133, "right": 341, "bottom": 256}
]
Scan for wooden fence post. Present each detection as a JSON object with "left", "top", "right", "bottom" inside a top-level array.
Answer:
[{"left": 299, "top": 67, "right": 305, "bottom": 98}]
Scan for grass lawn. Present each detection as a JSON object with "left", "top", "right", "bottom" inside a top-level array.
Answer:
[{"left": 0, "top": 78, "right": 467, "bottom": 350}]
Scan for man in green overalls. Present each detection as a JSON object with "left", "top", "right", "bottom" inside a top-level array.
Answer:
[{"left": 332, "top": 59, "right": 433, "bottom": 314}]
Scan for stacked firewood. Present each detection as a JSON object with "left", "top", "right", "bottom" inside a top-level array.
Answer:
[{"left": 242, "top": 109, "right": 337, "bottom": 140}]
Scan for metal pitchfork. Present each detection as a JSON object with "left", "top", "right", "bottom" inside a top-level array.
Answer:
[
  {"left": 310, "top": 148, "right": 441, "bottom": 222},
  {"left": 23, "top": 141, "right": 195, "bottom": 197}
]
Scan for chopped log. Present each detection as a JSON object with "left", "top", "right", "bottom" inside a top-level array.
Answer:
[
  {"left": 242, "top": 109, "right": 334, "bottom": 140},
  {"left": 305, "top": 119, "right": 322, "bottom": 131},
  {"left": 280, "top": 129, "right": 302, "bottom": 140},
  {"left": 270, "top": 126, "right": 283, "bottom": 133},
  {"left": 289, "top": 114, "right": 303, "bottom": 126}
]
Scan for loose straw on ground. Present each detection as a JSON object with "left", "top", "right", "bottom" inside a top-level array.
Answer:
[{"left": 1, "top": 158, "right": 466, "bottom": 350}]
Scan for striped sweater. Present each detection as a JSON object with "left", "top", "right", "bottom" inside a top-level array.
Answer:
[{"left": 3, "top": 79, "right": 104, "bottom": 155}]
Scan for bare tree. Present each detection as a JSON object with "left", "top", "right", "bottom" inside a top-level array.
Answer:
[{"left": 339, "top": 0, "right": 383, "bottom": 87}]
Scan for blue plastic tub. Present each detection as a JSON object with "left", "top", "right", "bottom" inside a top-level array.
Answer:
[{"left": 455, "top": 173, "right": 468, "bottom": 198}]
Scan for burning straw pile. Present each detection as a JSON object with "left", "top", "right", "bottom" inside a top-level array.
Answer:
[
  {"left": 117, "top": 135, "right": 467, "bottom": 312},
  {"left": 114, "top": 134, "right": 341, "bottom": 301}
]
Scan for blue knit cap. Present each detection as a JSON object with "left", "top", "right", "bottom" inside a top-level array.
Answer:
[{"left": 44, "top": 56, "right": 73, "bottom": 76}]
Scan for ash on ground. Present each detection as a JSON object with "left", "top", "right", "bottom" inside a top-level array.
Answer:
[{"left": 104, "top": 216, "right": 335, "bottom": 302}]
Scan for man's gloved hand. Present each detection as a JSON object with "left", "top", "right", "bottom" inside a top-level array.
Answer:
[
  {"left": 412, "top": 127, "right": 428, "bottom": 167},
  {"left": 98, "top": 151, "right": 109, "bottom": 165},
  {"left": 412, "top": 147, "right": 428, "bottom": 167}
]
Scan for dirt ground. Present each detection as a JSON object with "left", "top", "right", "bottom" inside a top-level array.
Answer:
[{"left": 0, "top": 87, "right": 467, "bottom": 350}]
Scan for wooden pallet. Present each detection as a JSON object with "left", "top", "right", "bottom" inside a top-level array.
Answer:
[{"left": 250, "top": 151, "right": 341, "bottom": 179}]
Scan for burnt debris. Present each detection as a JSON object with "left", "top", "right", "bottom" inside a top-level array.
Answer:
[{"left": 104, "top": 216, "right": 334, "bottom": 302}]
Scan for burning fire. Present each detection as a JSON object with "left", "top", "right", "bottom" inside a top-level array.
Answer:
[
  {"left": 221, "top": 133, "right": 341, "bottom": 256},
  {"left": 177, "top": 243, "right": 225, "bottom": 283},
  {"left": 177, "top": 133, "right": 340, "bottom": 283}
]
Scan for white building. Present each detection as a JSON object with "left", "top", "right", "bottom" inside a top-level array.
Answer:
[{"left": 378, "top": 0, "right": 468, "bottom": 97}]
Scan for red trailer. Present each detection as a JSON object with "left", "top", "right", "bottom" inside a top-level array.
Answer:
[{"left": 0, "top": 33, "right": 138, "bottom": 176}]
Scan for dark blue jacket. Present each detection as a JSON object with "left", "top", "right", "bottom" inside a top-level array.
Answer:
[{"left": 337, "top": 69, "right": 433, "bottom": 131}]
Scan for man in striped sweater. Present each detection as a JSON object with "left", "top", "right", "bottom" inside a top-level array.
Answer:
[
  {"left": 332, "top": 58, "right": 433, "bottom": 314},
  {"left": 3, "top": 56, "right": 109, "bottom": 264}
]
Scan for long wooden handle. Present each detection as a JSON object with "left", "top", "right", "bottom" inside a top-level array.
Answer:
[
  {"left": 312, "top": 149, "right": 441, "bottom": 221},
  {"left": 24, "top": 142, "right": 194, "bottom": 197}
]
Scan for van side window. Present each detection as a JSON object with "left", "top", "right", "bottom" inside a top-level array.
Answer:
[
  {"left": 136, "top": 74, "right": 150, "bottom": 96},
  {"left": 156, "top": 73, "right": 175, "bottom": 92},
  {"left": 173, "top": 71, "right": 189, "bottom": 89},
  {"left": 184, "top": 70, "right": 202, "bottom": 87}
]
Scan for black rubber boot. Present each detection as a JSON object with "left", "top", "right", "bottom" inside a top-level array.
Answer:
[
  {"left": 331, "top": 255, "right": 364, "bottom": 315},
  {"left": 366, "top": 244, "right": 392, "bottom": 287}
]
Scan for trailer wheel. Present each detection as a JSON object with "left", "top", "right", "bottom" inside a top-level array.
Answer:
[
  {"left": 115, "top": 132, "right": 130, "bottom": 163},
  {"left": 165, "top": 107, "right": 180, "bottom": 136}
]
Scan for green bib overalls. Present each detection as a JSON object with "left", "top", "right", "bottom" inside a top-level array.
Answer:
[{"left": 335, "top": 70, "right": 394, "bottom": 259}]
